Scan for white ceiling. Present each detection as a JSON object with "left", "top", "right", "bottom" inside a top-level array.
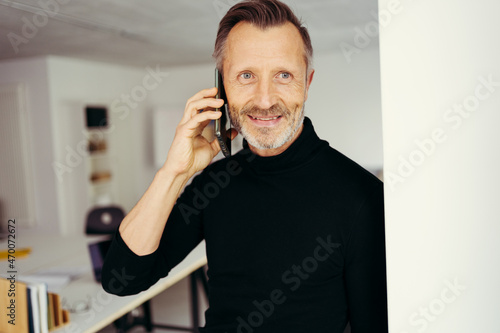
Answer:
[{"left": 0, "top": 0, "right": 378, "bottom": 68}]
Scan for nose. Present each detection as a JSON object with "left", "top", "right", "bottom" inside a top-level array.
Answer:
[{"left": 254, "top": 77, "right": 277, "bottom": 110}]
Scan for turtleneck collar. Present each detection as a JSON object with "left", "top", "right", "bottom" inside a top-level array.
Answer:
[{"left": 238, "top": 117, "right": 328, "bottom": 174}]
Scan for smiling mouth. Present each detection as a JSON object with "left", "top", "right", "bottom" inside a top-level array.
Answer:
[{"left": 249, "top": 115, "right": 282, "bottom": 121}]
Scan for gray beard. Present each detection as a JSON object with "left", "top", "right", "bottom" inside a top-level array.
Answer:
[{"left": 230, "top": 104, "right": 305, "bottom": 150}]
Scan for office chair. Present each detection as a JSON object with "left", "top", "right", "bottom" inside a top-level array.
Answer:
[
  {"left": 84, "top": 205, "right": 209, "bottom": 333},
  {"left": 85, "top": 205, "right": 124, "bottom": 235}
]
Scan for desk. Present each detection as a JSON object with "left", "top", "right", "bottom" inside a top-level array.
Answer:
[{"left": 0, "top": 231, "right": 207, "bottom": 333}]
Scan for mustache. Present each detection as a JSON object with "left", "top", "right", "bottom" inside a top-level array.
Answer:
[{"left": 239, "top": 103, "right": 291, "bottom": 118}]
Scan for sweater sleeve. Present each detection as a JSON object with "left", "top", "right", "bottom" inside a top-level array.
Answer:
[
  {"left": 101, "top": 172, "right": 206, "bottom": 296},
  {"left": 344, "top": 182, "right": 388, "bottom": 333}
]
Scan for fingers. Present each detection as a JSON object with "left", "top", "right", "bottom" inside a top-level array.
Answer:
[
  {"left": 182, "top": 110, "right": 221, "bottom": 139},
  {"left": 190, "top": 98, "right": 224, "bottom": 118},
  {"left": 208, "top": 128, "right": 239, "bottom": 158},
  {"left": 186, "top": 87, "right": 218, "bottom": 105},
  {"left": 181, "top": 87, "right": 224, "bottom": 123},
  {"left": 210, "top": 134, "right": 221, "bottom": 156}
]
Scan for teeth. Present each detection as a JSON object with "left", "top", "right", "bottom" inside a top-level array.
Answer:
[{"left": 251, "top": 116, "right": 280, "bottom": 120}]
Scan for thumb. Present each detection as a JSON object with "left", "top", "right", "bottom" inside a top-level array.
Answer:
[{"left": 210, "top": 137, "right": 222, "bottom": 157}]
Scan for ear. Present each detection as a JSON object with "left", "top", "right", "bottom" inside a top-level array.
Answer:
[{"left": 304, "top": 69, "right": 315, "bottom": 101}]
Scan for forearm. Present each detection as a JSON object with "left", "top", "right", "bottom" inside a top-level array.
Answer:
[
  {"left": 118, "top": 167, "right": 190, "bottom": 256},
  {"left": 117, "top": 87, "right": 224, "bottom": 256}
]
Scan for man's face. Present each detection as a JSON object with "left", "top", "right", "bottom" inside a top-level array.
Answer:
[{"left": 222, "top": 21, "right": 314, "bottom": 155}]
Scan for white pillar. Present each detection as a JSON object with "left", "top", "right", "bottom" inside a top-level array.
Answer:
[{"left": 379, "top": 0, "right": 500, "bottom": 332}]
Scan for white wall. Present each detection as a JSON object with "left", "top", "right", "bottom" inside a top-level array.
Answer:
[
  {"left": 46, "top": 56, "right": 154, "bottom": 234},
  {"left": 380, "top": 0, "right": 500, "bottom": 331},
  {"left": 0, "top": 57, "right": 59, "bottom": 232},
  {"left": 308, "top": 48, "right": 383, "bottom": 169}
]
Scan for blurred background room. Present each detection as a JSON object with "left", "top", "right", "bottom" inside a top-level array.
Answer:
[{"left": 1, "top": 0, "right": 499, "bottom": 332}]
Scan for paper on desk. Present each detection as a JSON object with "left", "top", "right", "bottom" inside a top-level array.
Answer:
[
  {"left": 19, "top": 265, "right": 90, "bottom": 292},
  {"left": 35, "top": 265, "right": 89, "bottom": 279},
  {"left": 15, "top": 274, "right": 71, "bottom": 293}
]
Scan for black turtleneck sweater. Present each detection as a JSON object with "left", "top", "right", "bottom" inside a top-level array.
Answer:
[{"left": 102, "top": 117, "right": 387, "bottom": 333}]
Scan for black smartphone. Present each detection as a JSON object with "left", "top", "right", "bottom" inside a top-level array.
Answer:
[{"left": 214, "top": 68, "right": 231, "bottom": 157}]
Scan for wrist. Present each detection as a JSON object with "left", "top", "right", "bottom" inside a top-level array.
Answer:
[{"left": 156, "top": 166, "right": 191, "bottom": 190}]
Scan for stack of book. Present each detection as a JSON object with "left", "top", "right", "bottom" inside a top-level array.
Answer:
[{"left": 0, "top": 278, "right": 70, "bottom": 333}]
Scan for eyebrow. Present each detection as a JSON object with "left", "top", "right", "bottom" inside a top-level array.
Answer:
[{"left": 233, "top": 65, "right": 301, "bottom": 75}]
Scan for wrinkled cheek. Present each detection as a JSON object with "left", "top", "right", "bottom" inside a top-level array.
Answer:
[
  {"left": 292, "top": 103, "right": 304, "bottom": 121},
  {"left": 228, "top": 108, "right": 243, "bottom": 130}
]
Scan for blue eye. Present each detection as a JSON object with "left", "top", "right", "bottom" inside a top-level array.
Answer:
[
  {"left": 241, "top": 73, "right": 252, "bottom": 79},
  {"left": 279, "top": 72, "right": 291, "bottom": 79}
]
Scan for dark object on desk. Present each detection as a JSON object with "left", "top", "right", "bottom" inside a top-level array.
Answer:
[
  {"left": 88, "top": 239, "right": 111, "bottom": 282},
  {"left": 86, "top": 205, "right": 121, "bottom": 282},
  {"left": 85, "top": 206, "right": 124, "bottom": 235},
  {"left": 86, "top": 205, "right": 209, "bottom": 333}
]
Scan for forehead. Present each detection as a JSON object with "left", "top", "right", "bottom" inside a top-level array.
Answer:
[{"left": 224, "top": 21, "right": 306, "bottom": 72}]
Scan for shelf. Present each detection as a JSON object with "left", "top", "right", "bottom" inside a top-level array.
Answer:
[
  {"left": 90, "top": 171, "right": 112, "bottom": 183},
  {"left": 88, "top": 151, "right": 109, "bottom": 159}
]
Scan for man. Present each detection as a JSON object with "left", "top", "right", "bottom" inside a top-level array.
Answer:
[{"left": 102, "top": 1, "right": 388, "bottom": 332}]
